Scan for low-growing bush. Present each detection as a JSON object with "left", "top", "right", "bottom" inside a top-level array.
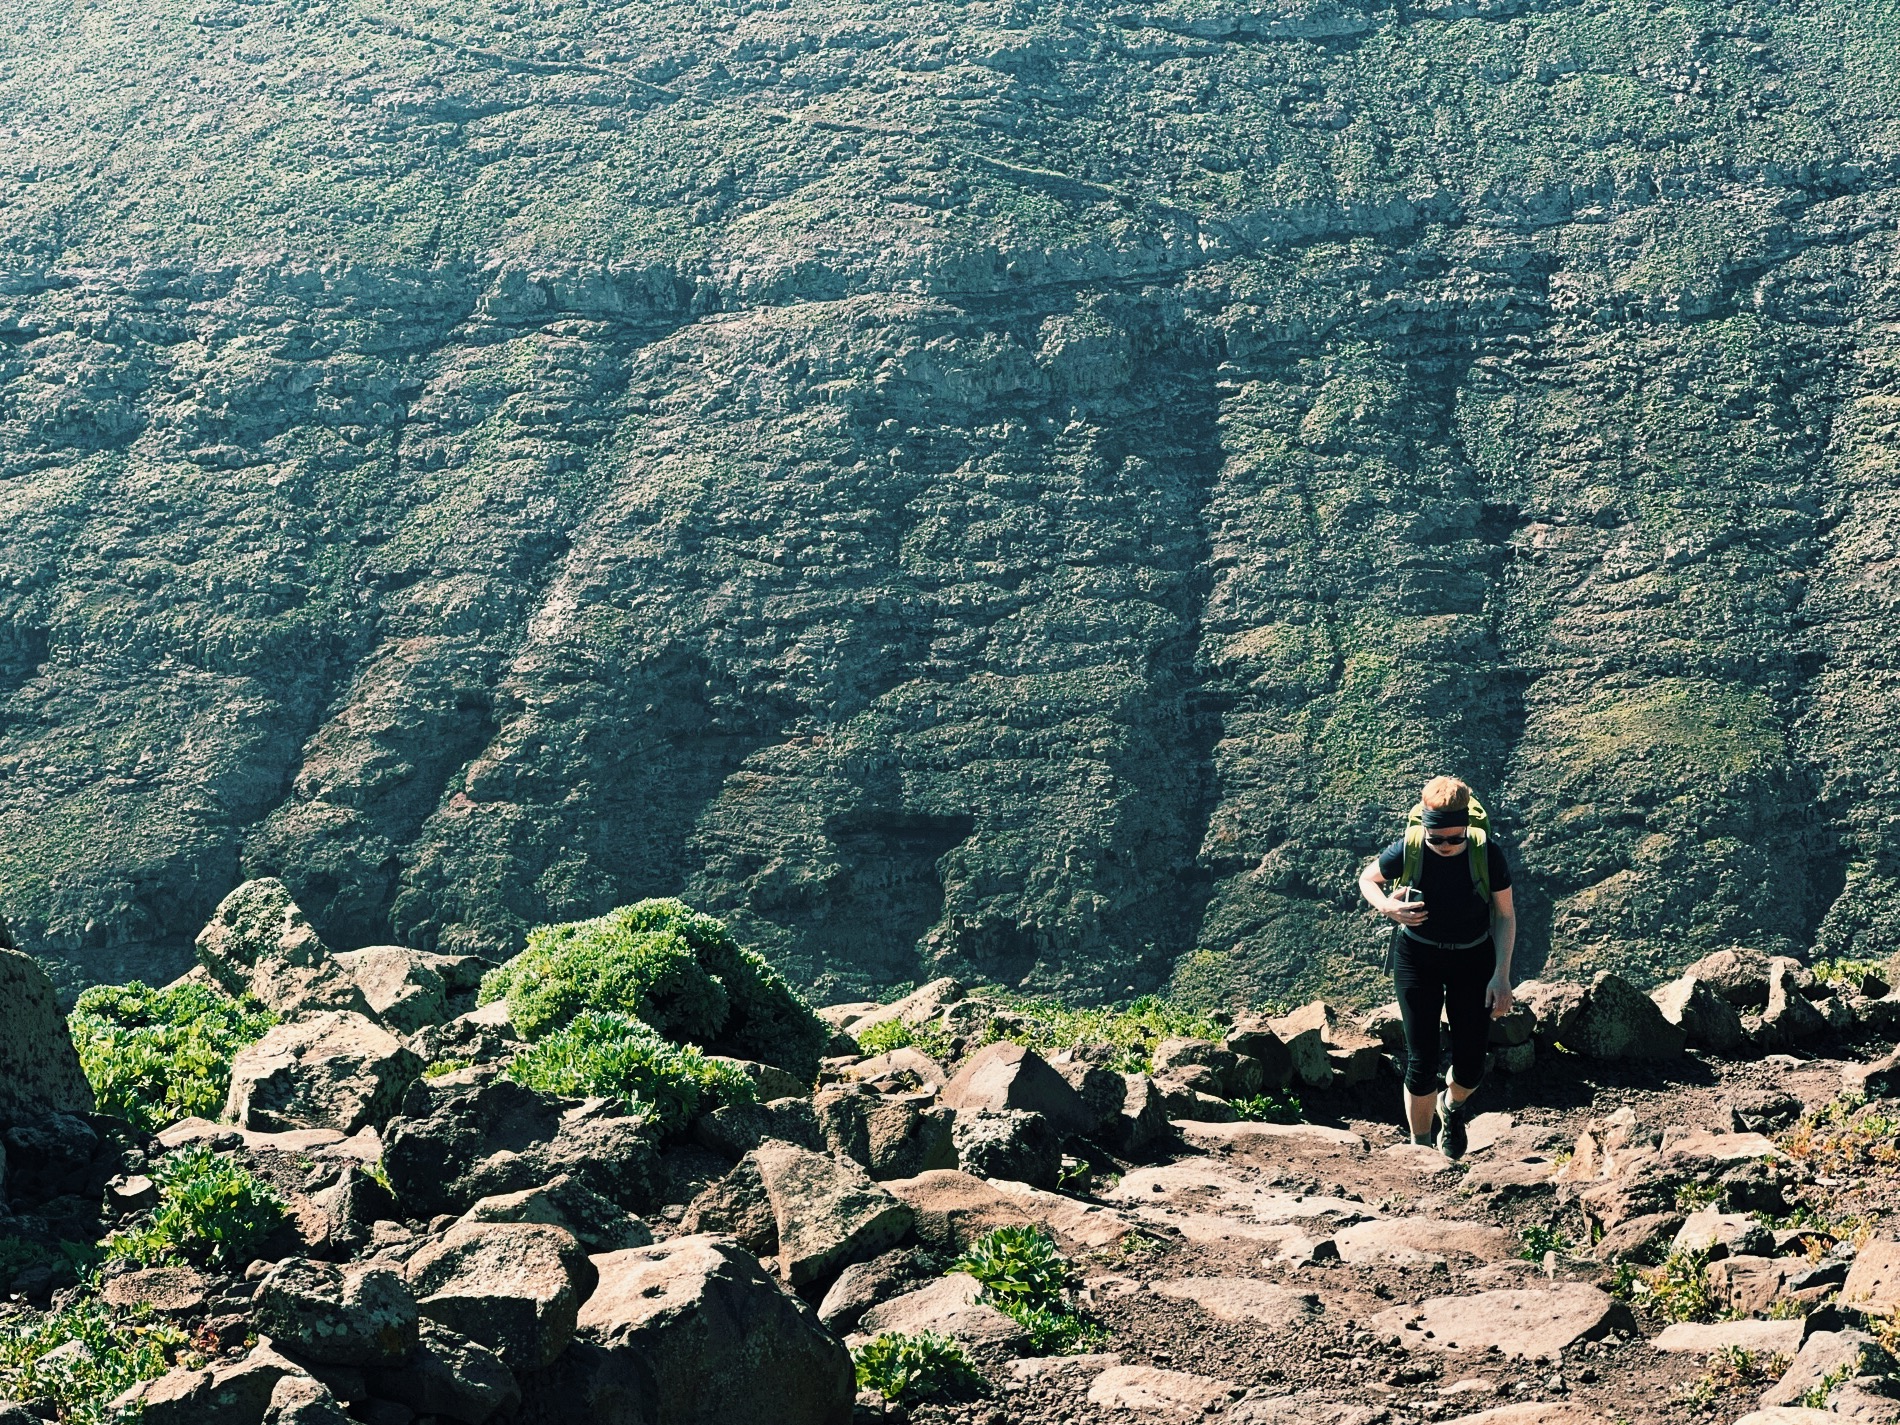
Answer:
[
  {"left": 951, "top": 1225, "right": 1105, "bottom": 1355},
  {"left": 0, "top": 1298, "right": 200, "bottom": 1425},
  {"left": 852, "top": 1331, "right": 984, "bottom": 1405},
  {"left": 1626, "top": 1248, "right": 1718, "bottom": 1323},
  {"left": 1679, "top": 1345, "right": 1787, "bottom": 1410},
  {"left": 103, "top": 1146, "right": 286, "bottom": 1269},
  {"left": 505, "top": 1010, "right": 756, "bottom": 1135},
  {"left": 853, "top": 1018, "right": 914, "bottom": 1055},
  {"left": 69, "top": 981, "right": 276, "bottom": 1133},
  {"left": 974, "top": 993, "right": 1224, "bottom": 1074},
  {"left": 480, "top": 899, "right": 829, "bottom": 1079},
  {"left": 1233, "top": 1089, "right": 1303, "bottom": 1124},
  {"left": 481, "top": 920, "right": 728, "bottom": 1045},
  {"left": 1518, "top": 1224, "right": 1573, "bottom": 1261}
]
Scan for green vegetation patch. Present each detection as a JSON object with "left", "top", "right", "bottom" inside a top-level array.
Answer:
[
  {"left": 0, "top": 1297, "right": 201, "bottom": 1425},
  {"left": 951, "top": 1225, "right": 1105, "bottom": 1355},
  {"left": 1234, "top": 1089, "right": 1304, "bottom": 1125},
  {"left": 69, "top": 981, "right": 276, "bottom": 1133},
  {"left": 102, "top": 1146, "right": 287, "bottom": 1270},
  {"left": 981, "top": 993, "right": 1224, "bottom": 1075},
  {"left": 1621, "top": 1248, "right": 1719, "bottom": 1324},
  {"left": 505, "top": 1010, "right": 756, "bottom": 1136},
  {"left": 481, "top": 899, "right": 828, "bottom": 1079},
  {"left": 852, "top": 1331, "right": 985, "bottom": 1405}
]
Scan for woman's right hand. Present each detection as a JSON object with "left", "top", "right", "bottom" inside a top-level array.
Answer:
[{"left": 1383, "top": 893, "right": 1428, "bottom": 927}]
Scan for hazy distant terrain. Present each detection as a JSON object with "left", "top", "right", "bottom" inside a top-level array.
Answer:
[{"left": 3, "top": 0, "right": 1900, "bottom": 1005}]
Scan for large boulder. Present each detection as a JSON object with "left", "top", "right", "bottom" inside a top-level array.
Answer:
[
  {"left": 1650, "top": 975, "right": 1748, "bottom": 1055},
  {"left": 460, "top": 1173, "right": 653, "bottom": 1253},
  {"left": 1755, "top": 962, "right": 1828, "bottom": 1048},
  {"left": 381, "top": 1075, "right": 658, "bottom": 1218},
  {"left": 196, "top": 879, "right": 371, "bottom": 1019},
  {"left": 112, "top": 1341, "right": 320, "bottom": 1425},
  {"left": 1109, "top": 1072, "right": 1173, "bottom": 1156},
  {"left": 404, "top": 1220, "right": 595, "bottom": 1371},
  {"left": 224, "top": 1011, "right": 423, "bottom": 1133},
  {"left": 840, "top": 978, "right": 964, "bottom": 1038},
  {"left": 1563, "top": 974, "right": 1685, "bottom": 1060},
  {"left": 568, "top": 1235, "right": 853, "bottom": 1425},
  {"left": 363, "top": 1320, "right": 519, "bottom": 1425},
  {"left": 0, "top": 948, "right": 92, "bottom": 1119},
  {"left": 856, "top": 1272, "right": 1027, "bottom": 1350},
  {"left": 812, "top": 1084, "right": 956, "bottom": 1180},
  {"left": 1266, "top": 1003, "right": 1336, "bottom": 1088},
  {"left": 881, "top": 1169, "right": 1038, "bottom": 1251},
  {"left": 1840, "top": 1237, "right": 1900, "bottom": 1317},
  {"left": 1682, "top": 948, "right": 1777, "bottom": 1008},
  {"left": 1758, "top": 1329, "right": 1897, "bottom": 1408},
  {"left": 1516, "top": 980, "right": 1588, "bottom": 1050},
  {"left": 1222, "top": 1019, "right": 1294, "bottom": 1090},
  {"left": 952, "top": 1108, "right": 1061, "bottom": 1188},
  {"left": 941, "top": 1042, "right": 1090, "bottom": 1135},
  {"left": 333, "top": 947, "right": 450, "bottom": 1034},
  {"left": 253, "top": 1258, "right": 417, "bottom": 1366},
  {"left": 756, "top": 1140, "right": 913, "bottom": 1287},
  {"left": 1048, "top": 1053, "right": 1130, "bottom": 1138}
]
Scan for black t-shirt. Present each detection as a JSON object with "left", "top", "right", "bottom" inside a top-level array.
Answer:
[{"left": 1377, "top": 835, "right": 1513, "bottom": 945}]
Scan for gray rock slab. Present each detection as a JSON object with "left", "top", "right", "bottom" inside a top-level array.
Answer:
[
  {"left": 1372, "top": 1285, "right": 1634, "bottom": 1358},
  {"left": 1332, "top": 1218, "right": 1512, "bottom": 1265},
  {"left": 855, "top": 1273, "right": 1025, "bottom": 1350},
  {"left": 1650, "top": 1319, "right": 1806, "bottom": 1355},
  {"left": 1151, "top": 1277, "right": 1319, "bottom": 1325},
  {"left": 1086, "top": 1365, "right": 1236, "bottom": 1416}
]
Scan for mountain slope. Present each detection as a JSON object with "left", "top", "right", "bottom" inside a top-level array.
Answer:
[{"left": 3, "top": 0, "right": 1900, "bottom": 1001}]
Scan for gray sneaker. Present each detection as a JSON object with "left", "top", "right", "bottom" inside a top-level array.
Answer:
[{"left": 1435, "top": 1090, "right": 1468, "bottom": 1159}]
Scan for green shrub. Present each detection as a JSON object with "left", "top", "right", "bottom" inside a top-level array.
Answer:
[
  {"left": 982, "top": 993, "right": 1224, "bottom": 1074},
  {"left": 480, "top": 899, "right": 829, "bottom": 1080},
  {"left": 1810, "top": 957, "right": 1886, "bottom": 988},
  {"left": 481, "top": 921, "right": 728, "bottom": 1044},
  {"left": 0, "top": 1298, "right": 199, "bottom": 1425},
  {"left": 1234, "top": 1089, "right": 1303, "bottom": 1124},
  {"left": 505, "top": 1010, "right": 756, "bottom": 1135},
  {"left": 853, "top": 1018, "right": 914, "bottom": 1055},
  {"left": 103, "top": 1146, "right": 287, "bottom": 1269},
  {"left": 422, "top": 1058, "right": 472, "bottom": 1078},
  {"left": 1629, "top": 1249, "right": 1718, "bottom": 1323},
  {"left": 1518, "top": 1224, "right": 1573, "bottom": 1261},
  {"left": 950, "top": 1225, "right": 1105, "bottom": 1355},
  {"left": 69, "top": 981, "right": 276, "bottom": 1133},
  {"left": 620, "top": 900, "right": 829, "bottom": 1079},
  {"left": 852, "top": 1331, "right": 984, "bottom": 1404}
]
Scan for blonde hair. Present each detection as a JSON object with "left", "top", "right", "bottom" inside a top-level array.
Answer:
[{"left": 1421, "top": 776, "right": 1471, "bottom": 812}]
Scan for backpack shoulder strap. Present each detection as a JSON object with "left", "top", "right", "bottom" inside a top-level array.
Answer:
[
  {"left": 1398, "top": 803, "right": 1425, "bottom": 889},
  {"left": 1467, "top": 824, "right": 1492, "bottom": 902}
]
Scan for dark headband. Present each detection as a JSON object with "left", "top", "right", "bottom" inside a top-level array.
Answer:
[{"left": 1422, "top": 805, "right": 1469, "bottom": 829}]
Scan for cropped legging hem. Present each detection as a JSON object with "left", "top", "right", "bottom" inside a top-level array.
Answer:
[{"left": 1391, "top": 932, "right": 1494, "bottom": 1098}]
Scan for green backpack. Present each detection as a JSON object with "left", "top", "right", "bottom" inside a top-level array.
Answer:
[{"left": 1394, "top": 796, "right": 1494, "bottom": 904}]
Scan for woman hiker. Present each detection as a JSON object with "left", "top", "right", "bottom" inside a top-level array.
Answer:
[{"left": 1356, "top": 775, "right": 1516, "bottom": 1159}]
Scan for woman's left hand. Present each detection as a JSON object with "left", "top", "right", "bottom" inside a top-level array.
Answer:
[{"left": 1485, "top": 975, "right": 1514, "bottom": 1019}]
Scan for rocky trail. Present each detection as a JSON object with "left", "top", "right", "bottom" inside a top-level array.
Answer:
[{"left": 0, "top": 884, "right": 1894, "bottom": 1425}]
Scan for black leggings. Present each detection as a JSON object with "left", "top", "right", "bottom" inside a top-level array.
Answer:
[{"left": 1392, "top": 932, "right": 1494, "bottom": 1097}]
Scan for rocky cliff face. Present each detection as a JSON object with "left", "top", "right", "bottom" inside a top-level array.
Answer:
[{"left": 3, "top": 0, "right": 1899, "bottom": 1002}]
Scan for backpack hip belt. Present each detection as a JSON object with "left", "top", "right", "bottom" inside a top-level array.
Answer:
[{"left": 1399, "top": 928, "right": 1494, "bottom": 951}]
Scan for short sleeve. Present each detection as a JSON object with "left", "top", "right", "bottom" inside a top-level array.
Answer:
[
  {"left": 1376, "top": 838, "right": 1406, "bottom": 880},
  {"left": 1486, "top": 839, "right": 1513, "bottom": 892}
]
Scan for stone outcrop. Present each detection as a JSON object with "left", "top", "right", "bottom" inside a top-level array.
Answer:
[
  {"left": 403, "top": 1221, "right": 595, "bottom": 1371},
  {"left": 0, "top": 947, "right": 92, "bottom": 1120},
  {"left": 224, "top": 1012, "right": 423, "bottom": 1134},
  {"left": 253, "top": 1258, "right": 417, "bottom": 1367},
  {"left": 569, "top": 1236, "right": 854, "bottom": 1425}
]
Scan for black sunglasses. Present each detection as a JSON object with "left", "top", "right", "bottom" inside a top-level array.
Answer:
[{"left": 1424, "top": 830, "right": 1468, "bottom": 846}]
